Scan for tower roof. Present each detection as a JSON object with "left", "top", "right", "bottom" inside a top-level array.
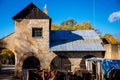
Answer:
[{"left": 13, "top": 3, "right": 50, "bottom": 20}]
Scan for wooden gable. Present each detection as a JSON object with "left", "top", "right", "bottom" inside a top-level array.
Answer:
[{"left": 13, "top": 3, "right": 50, "bottom": 20}]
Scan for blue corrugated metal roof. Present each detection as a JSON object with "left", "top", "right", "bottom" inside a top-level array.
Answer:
[
  {"left": 50, "top": 30, "right": 83, "bottom": 41},
  {"left": 50, "top": 30, "right": 99, "bottom": 40},
  {"left": 50, "top": 30, "right": 105, "bottom": 51}
]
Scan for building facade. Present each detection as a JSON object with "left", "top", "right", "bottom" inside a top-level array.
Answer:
[{"left": 0, "top": 3, "right": 105, "bottom": 75}]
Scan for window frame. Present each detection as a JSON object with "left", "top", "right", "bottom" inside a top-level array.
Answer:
[{"left": 32, "top": 28, "right": 43, "bottom": 38}]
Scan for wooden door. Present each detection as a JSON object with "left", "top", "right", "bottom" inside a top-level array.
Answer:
[{"left": 50, "top": 56, "right": 71, "bottom": 71}]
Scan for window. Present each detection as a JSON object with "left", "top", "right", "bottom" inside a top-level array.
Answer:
[{"left": 32, "top": 28, "right": 42, "bottom": 37}]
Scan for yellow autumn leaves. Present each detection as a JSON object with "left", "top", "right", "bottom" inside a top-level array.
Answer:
[
  {"left": 102, "top": 34, "right": 120, "bottom": 44},
  {"left": 51, "top": 19, "right": 120, "bottom": 44},
  {"left": 51, "top": 20, "right": 94, "bottom": 30}
]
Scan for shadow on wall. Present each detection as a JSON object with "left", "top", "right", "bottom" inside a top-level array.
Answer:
[
  {"left": 0, "top": 40, "right": 7, "bottom": 49},
  {"left": 53, "top": 51, "right": 92, "bottom": 58},
  {"left": 50, "top": 55, "right": 71, "bottom": 71}
]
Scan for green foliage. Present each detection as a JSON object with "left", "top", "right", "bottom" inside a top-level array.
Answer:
[
  {"left": 78, "top": 22, "right": 94, "bottom": 30},
  {"left": 51, "top": 24, "right": 60, "bottom": 30},
  {"left": 0, "top": 49, "right": 15, "bottom": 64},
  {"left": 51, "top": 19, "right": 120, "bottom": 45},
  {"left": 60, "top": 19, "right": 76, "bottom": 27},
  {"left": 72, "top": 23, "right": 79, "bottom": 30},
  {"left": 103, "top": 34, "right": 120, "bottom": 44},
  {"left": 51, "top": 19, "right": 94, "bottom": 30}
]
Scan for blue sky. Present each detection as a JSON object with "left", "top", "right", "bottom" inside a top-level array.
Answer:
[{"left": 0, "top": 0, "right": 120, "bottom": 39}]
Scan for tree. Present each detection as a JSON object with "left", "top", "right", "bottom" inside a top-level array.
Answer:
[
  {"left": 72, "top": 23, "right": 79, "bottom": 30},
  {"left": 61, "top": 21, "right": 66, "bottom": 26},
  {"left": 103, "top": 34, "right": 120, "bottom": 44},
  {"left": 51, "top": 24, "right": 60, "bottom": 30},
  {"left": 66, "top": 19, "right": 75, "bottom": 27},
  {"left": 0, "top": 49, "right": 15, "bottom": 64},
  {"left": 51, "top": 19, "right": 94, "bottom": 30},
  {"left": 60, "top": 19, "right": 76, "bottom": 27},
  {"left": 78, "top": 22, "right": 94, "bottom": 30}
]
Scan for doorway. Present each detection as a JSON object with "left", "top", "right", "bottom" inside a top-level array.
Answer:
[
  {"left": 50, "top": 55, "right": 71, "bottom": 71},
  {"left": 22, "top": 56, "right": 40, "bottom": 69}
]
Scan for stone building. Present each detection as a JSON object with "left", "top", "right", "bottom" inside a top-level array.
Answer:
[
  {"left": 0, "top": 3, "right": 105, "bottom": 75},
  {"left": 104, "top": 44, "right": 120, "bottom": 59}
]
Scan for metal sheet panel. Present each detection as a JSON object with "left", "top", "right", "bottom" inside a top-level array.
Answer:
[
  {"left": 50, "top": 42, "right": 105, "bottom": 51},
  {"left": 50, "top": 30, "right": 105, "bottom": 51},
  {"left": 50, "top": 30, "right": 100, "bottom": 41}
]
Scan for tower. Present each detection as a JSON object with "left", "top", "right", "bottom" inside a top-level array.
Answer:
[{"left": 12, "top": 3, "right": 51, "bottom": 74}]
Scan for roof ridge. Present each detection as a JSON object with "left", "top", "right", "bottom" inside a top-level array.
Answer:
[
  {"left": 0, "top": 32, "right": 15, "bottom": 40},
  {"left": 12, "top": 3, "right": 50, "bottom": 20}
]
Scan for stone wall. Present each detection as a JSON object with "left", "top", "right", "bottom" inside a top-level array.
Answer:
[
  {"left": 0, "top": 18, "right": 105, "bottom": 75},
  {"left": 1, "top": 19, "right": 50, "bottom": 72},
  {"left": 51, "top": 51, "right": 104, "bottom": 72},
  {"left": 104, "top": 44, "right": 120, "bottom": 59}
]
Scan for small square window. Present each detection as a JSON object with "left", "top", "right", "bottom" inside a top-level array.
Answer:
[{"left": 32, "top": 28, "right": 42, "bottom": 37}]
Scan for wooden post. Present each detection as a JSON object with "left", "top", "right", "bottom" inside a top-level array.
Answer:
[
  {"left": 96, "top": 61, "right": 102, "bottom": 80},
  {"left": 89, "top": 61, "right": 93, "bottom": 71}
]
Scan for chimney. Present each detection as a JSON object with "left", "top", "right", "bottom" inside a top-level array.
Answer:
[{"left": 44, "top": 4, "right": 48, "bottom": 15}]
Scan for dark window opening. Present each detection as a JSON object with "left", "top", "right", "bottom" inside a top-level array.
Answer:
[
  {"left": 23, "top": 56, "right": 40, "bottom": 69},
  {"left": 32, "top": 28, "right": 42, "bottom": 37}
]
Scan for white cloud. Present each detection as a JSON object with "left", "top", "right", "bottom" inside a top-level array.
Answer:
[{"left": 108, "top": 11, "right": 120, "bottom": 22}]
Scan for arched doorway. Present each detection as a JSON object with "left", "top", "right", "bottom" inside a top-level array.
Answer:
[
  {"left": 80, "top": 55, "right": 95, "bottom": 69},
  {"left": 50, "top": 56, "right": 71, "bottom": 71},
  {"left": 22, "top": 56, "right": 40, "bottom": 69}
]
